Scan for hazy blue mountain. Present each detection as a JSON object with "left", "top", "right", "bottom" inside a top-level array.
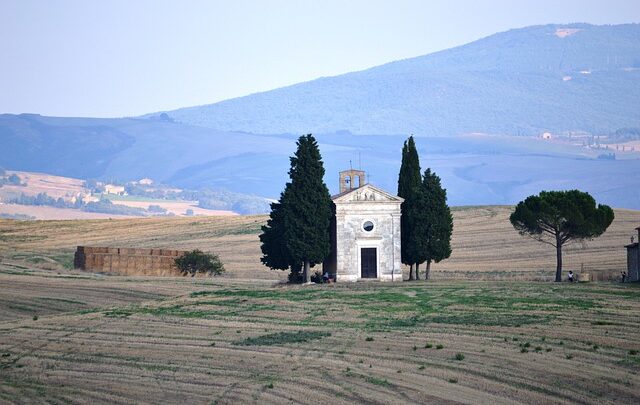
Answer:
[
  {"left": 154, "top": 23, "right": 640, "bottom": 136},
  {"left": 2, "top": 113, "right": 640, "bottom": 211},
  {"left": 2, "top": 24, "right": 640, "bottom": 211}
]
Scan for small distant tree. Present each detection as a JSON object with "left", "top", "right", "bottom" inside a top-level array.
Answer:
[
  {"left": 414, "top": 169, "right": 453, "bottom": 279},
  {"left": 174, "top": 250, "right": 225, "bottom": 277},
  {"left": 397, "top": 136, "right": 422, "bottom": 280},
  {"left": 148, "top": 204, "right": 167, "bottom": 214},
  {"left": 510, "top": 190, "right": 614, "bottom": 282},
  {"left": 8, "top": 174, "right": 22, "bottom": 185},
  {"left": 185, "top": 208, "right": 194, "bottom": 216}
]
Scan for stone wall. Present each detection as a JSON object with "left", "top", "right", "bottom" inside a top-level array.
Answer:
[{"left": 74, "top": 246, "right": 186, "bottom": 276}]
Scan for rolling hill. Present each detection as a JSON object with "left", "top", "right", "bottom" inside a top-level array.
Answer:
[
  {"left": 2, "top": 23, "right": 640, "bottom": 210},
  {"left": 2, "top": 112, "right": 640, "bottom": 210},
  {"left": 155, "top": 23, "right": 640, "bottom": 136}
]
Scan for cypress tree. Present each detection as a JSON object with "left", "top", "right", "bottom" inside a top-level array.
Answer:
[
  {"left": 260, "top": 198, "right": 295, "bottom": 272},
  {"left": 260, "top": 135, "right": 332, "bottom": 283},
  {"left": 282, "top": 134, "right": 333, "bottom": 283},
  {"left": 397, "top": 136, "right": 422, "bottom": 280},
  {"left": 414, "top": 169, "right": 453, "bottom": 280}
]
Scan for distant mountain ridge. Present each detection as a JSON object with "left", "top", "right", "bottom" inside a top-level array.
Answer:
[
  {"left": 2, "top": 23, "right": 640, "bottom": 211},
  {"left": 153, "top": 23, "right": 640, "bottom": 136}
]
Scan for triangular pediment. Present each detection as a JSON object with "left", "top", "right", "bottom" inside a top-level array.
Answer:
[{"left": 332, "top": 184, "right": 404, "bottom": 203}]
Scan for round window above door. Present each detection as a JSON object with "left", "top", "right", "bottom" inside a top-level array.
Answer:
[{"left": 363, "top": 221, "right": 374, "bottom": 232}]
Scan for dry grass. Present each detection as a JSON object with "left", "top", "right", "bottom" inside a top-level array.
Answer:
[
  {"left": 1, "top": 171, "right": 86, "bottom": 200},
  {"left": 0, "top": 270, "right": 638, "bottom": 404},
  {"left": 1, "top": 207, "right": 639, "bottom": 403},
  {"left": 1, "top": 206, "right": 638, "bottom": 281}
]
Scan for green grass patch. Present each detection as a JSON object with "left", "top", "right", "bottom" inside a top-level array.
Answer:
[
  {"left": 364, "top": 376, "right": 391, "bottom": 387},
  {"left": 233, "top": 330, "right": 331, "bottom": 346}
]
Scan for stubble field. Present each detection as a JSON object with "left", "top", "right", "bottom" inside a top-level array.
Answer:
[
  {"left": 1, "top": 206, "right": 639, "bottom": 404},
  {"left": 0, "top": 271, "right": 639, "bottom": 404}
]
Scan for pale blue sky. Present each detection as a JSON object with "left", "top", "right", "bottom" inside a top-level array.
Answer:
[{"left": 1, "top": 0, "right": 638, "bottom": 117}]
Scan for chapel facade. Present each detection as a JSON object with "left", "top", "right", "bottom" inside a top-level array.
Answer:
[{"left": 323, "top": 170, "right": 403, "bottom": 281}]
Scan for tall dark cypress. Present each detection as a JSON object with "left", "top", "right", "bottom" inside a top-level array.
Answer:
[
  {"left": 281, "top": 134, "right": 333, "bottom": 283},
  {"left": 414, "top": 168, "right": 453, "bottom": 279},
  {"left": 397, "top": 136, "right": 422, "bottom": 280},
  {"left": 260, "top": 198, "right": 294, "bottom": 271}
]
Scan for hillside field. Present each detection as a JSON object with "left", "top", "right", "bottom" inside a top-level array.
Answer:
[
  {"left": 1, "top": 206, "right": 638, "bottom": 281},
  {"left": 0, "top": 270, "right": 639, "bottom": 404},
  {"left": 1, "top": 206, "right": 639, "bottom": 403}
]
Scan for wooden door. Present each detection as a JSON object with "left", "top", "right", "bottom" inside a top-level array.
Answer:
[{"left": 361, "top": 248, "right": 377, "bottom": 278}]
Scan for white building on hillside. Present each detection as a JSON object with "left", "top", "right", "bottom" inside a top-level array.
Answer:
[{"left": 323, "top": 170, "right": 403, "bottom": 282}]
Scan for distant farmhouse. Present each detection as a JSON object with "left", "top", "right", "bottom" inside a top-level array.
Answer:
[
  {"left": 103, "top": 184, "right": 126, "bottom": 196},
  {"left": 323, "top": 170, "right": 403, "bottom": 281},
  {"left": 625, "top": 227, "right": 640, "bottom": 282}
]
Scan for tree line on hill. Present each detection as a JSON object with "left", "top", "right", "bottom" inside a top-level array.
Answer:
[
  {"left": 84, "top": 179, "right": 270, "bottom": 215},
  {"left": 0, "top": 169, "right": 24, "bottom": 187},
  {"left": 5, "top": 192, "right": 168, "bottom": 217}
]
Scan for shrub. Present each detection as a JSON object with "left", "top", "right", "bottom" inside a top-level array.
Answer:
[
  {"left": 148, "top": 204, "right": 167, "bottom": 214},
  {"left": 425, "top": 343, "right": 433, "bottom": 348},
  {"left": 436, "top": 344, "right": 444, "bottom": 349},
  {"left": 365, "top": 337, "right": 374, "bottom": 342},
  {"left": 174, "top": 250, "right": 225, "bottom": 277},
  {"left": 630, "top": 350, "right": 638, "bottom": 356},
  {"left": 448, "top": 378, "right": 458, "bottom": 383},
  {"left": 454, "top": 353, "right": 465, "bottom": 361},
  {"left": 310, "top": 271, "right": 323, "bottom": 284},
  {"left": 8, "top": 174, "right": 22, "bottom": 185}
]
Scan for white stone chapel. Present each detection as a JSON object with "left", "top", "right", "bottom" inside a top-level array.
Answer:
[{"left": 323, "top": 170, "right": 403, "bottom": 281}]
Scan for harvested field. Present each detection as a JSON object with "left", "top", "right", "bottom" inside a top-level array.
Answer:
[
  {"left": 1, "top": 206, "right": 638, "bottom": 280},
  {"left": 1, "top": 206, "right": 639, "bottom": 403},
  {"left": 0, "top": 171, "right": 86, "bottom": 200},
  {"left": 0, "top": 204, "right": 133, "bottom": 220},
  {"left": 106, "top": 198, "right": 236, "bottom": 217},
  {"left": 0, "top": 267, "right": 639, "bottom": 404}
]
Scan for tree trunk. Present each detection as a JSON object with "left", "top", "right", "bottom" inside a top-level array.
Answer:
[
  {"left": 555, "top": 239, "right": 563, "bottom": 282},
  {"left": 425, "top": 260, "right": 432, "bottom": 280},
  {"left": 408, "top": 264, "right": 414, "bottom": 281},
  {"left": 304, "top": 260, "right": 311, "bottom": 284},
  {"left": 415, "top": 263, "right": 420, "bottom": 280}
]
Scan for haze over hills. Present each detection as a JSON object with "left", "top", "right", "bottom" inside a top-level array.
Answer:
[
  {"left": 1, "top": 23, "right": 640, "bottom": 212},
  {"left": 154, "top": 23, "right": 640, "bottom": 136}
]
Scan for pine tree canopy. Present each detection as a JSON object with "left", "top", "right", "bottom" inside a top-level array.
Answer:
[{"left": 510, "top": 189, "right": 614, "bottom": 282}]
